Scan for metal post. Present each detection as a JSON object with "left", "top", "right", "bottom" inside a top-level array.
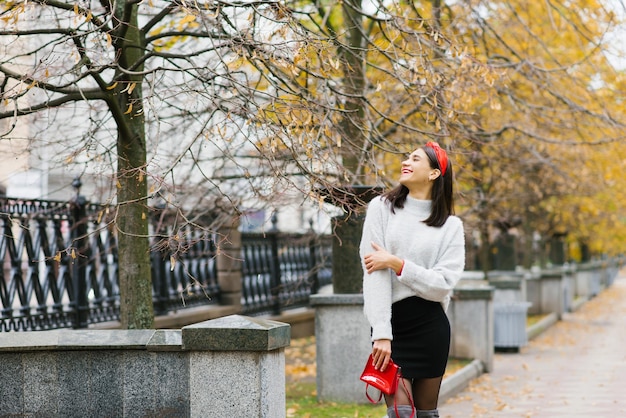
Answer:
[
  {"left": 151, "top": 203, "right": 169, "bottom": 315},
  {"left": 269, "top": 212, "right": 281, "bottom": 315},
  {"left": 308, "top": 218, "right": 319, "bottom": 295},
  {"left": 70, "top": 177, "right": 89, "bottom": 328}
]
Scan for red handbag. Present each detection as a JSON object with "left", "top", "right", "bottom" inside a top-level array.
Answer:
[
  {"left": 359, "top": 354, "right": 401, "bottom": 402},
  {"left": 360, "top": 354, "right": 415, "bottom": 418}
]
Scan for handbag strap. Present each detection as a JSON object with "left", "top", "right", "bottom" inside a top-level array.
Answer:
[
  {"left": 393, "top": 377, "right": 416, "bottom": 418},
  {"left": 364, "top": 383, "right": 384, "bottom": 404}
]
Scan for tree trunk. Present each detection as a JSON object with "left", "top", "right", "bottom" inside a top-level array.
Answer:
[
  {"left": 339, "top": 0, "right": 366, "bottom": 179},
  {"left": 113, "top": 1, "right": 154, "bottom": 329}
]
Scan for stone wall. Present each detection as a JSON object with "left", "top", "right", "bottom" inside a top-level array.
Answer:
[{"left": 0, "top": 315, "right": 289, "bottom": 418}]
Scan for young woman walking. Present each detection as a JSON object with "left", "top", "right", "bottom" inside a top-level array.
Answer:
[{"left": 360, "top": 142, "right": 465, "bottom": 418}]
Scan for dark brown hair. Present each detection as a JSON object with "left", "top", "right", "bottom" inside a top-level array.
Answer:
[{"left": 382, "top": 145, "right": 454, "bottom": 227}]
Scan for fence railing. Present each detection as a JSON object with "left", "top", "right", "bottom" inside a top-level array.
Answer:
[
  {"left": 0, "top": 195, "right": 332, "bottom": 331},
  {"left": 241, "top": 228, "right": 332, "bottom": 316}
]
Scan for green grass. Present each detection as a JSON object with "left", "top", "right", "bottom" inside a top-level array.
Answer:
[
  {"left": 285, "top": 358, "right": 472, "bottom": 417},
  {"left": 527, "top": 314, "right": 550, "bottom": 327},
  {"left": 286, "top": 382, "right": 387, "bottom": 418}
]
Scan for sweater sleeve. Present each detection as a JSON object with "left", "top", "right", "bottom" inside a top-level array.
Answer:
[
  {"left": 397, "top": 218, "right": 465, "bottom": 303},
  {"left": 360, "top": 198, "right": 393, "bottom": 341}
]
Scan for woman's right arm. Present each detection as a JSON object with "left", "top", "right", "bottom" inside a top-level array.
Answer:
[{"left": 360, "top": 198, "right": 394, "bottom": 343}]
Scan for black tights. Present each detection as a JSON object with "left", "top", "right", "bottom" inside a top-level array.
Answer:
[{"left": 384, "top": 376, "right": 443, "bottom": 410}]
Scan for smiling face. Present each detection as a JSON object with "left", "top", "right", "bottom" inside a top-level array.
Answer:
[{"left": 399, "top": 148, "right": 440, "bottom": 196}]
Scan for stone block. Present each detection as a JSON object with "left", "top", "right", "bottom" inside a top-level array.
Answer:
[
  {"left": 217, "top": 271, "right": 243, "bottom": 292},
  {"left": 154, "top": 352, "right": 190, "bottom": 417},
  {"left": 525, "top": 276, "right": 541, "bottom": 315},
  {"left": 216, "top": 226, "right": 241, "bottom": 250},
  {"left": 216, "top": 249, "right": 243, "bottom": 272},
  {"left": 88, "top": 351, "right": 124, "bottom": 417},
  {"left": 23, "top": 351, "right": 59, "bottom": 416},
  {"left": 539, "top": 271, "right": 565, "bottom": 317},
  {"left": 218, "top": 291, "right": 243, "bottom": 307},
  {"left": 489, "top": 276, "right": 525, "bottom": 304},
  {"left": 0, "top": 353, "right": 24, "bottom": 415},
  {"left": 189, "top": 350, "right": 285, "bottom": 418},
  {"left": 57, "top": 351, "right": 93, "bottom": 417},
  {"left": 310, "top": 294, "right": 371, "bottom": 403},
  {"left": 147, "top": 329, "right": 183, "bottom": 351},
  {"left": 449, "top": 282, "right": 494, "bottom": 372},
  {"left": 56, "top": 329, "right": 155, "bottom": 349},
  {"left": 182, "top": 315, "right": 291, "bottom": 351},
  {"left": 122, "top": 351, "right": 157, "bottom": 415}
]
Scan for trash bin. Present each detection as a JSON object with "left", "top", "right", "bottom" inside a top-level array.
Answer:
[{"left": 494, "top": 302, "right": 531, "bottom": 351}]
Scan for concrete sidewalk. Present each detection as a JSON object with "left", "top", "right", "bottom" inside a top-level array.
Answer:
[{"left": 439, "top": 274, "right": 626, "bottom": 417}]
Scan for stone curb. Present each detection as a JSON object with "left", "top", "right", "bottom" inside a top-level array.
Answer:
[
  {"left": 440, "top": 359, "right": 484, "bottom": 403},
  {"left": 526, "top": 312, "right": 559, "bottom": 341}
]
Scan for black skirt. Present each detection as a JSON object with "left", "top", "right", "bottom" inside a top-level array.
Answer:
[{"left": 390, "top": 296, "right": 450, "bottom": 379}]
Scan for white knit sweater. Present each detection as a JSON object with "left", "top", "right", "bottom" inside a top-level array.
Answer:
[{"left": 359, "top": 195, "right": 465, "bottom": 341}]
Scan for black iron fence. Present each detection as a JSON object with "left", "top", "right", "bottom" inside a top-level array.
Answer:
[
  {"left": 0, "top": 195, "right": 332, "bottom": 332},
  {"left": 241, "top": 228, "right": 332, "bottom": 316}
]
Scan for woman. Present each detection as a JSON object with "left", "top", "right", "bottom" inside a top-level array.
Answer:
[{"left": 360, "top": 142, "right": 465, "bottom": 418}]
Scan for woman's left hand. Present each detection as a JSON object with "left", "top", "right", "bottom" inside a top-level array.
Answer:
[{"left": 364, "top": 242, "right": 400, "bottom": 274}]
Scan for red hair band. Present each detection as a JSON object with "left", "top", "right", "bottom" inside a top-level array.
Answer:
[{"left": 425, "top": 141, "right": 448, "bottom": 177}]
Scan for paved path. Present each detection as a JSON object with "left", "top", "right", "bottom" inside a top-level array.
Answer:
[{"left": 439, "top": 274, "right": 626, "bottom": 418}]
